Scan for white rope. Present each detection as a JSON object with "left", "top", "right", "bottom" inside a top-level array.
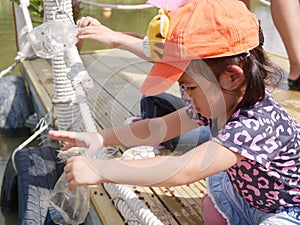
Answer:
[
  {"left": 258, "top": 0, "right": 271, "bottom": 6},
  {"left": 43, "top": 0, "right": 163, "bottom": 223},
  {"left": 11, "top": 116, "right": 49, "bottom": 173},
  {"left": 19, "top": 0, "right": 33, "bottom": 32},
  {"left": 0, "top": 52, "right": 25, "bottom": 78},
  {"left": 79, "top": 0, "right": 154, "bottom": 10},
  {"left": 66, "top": 42, "right": 164, "bottom": 225}
]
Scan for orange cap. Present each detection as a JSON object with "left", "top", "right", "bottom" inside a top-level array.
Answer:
[{"left": 141, "top": 0, "right": 259, "bottom": 96}]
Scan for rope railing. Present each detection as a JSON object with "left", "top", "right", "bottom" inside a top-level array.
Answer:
[
  {"left": 43, "top": 0, "right": 163, "bottom": 224},
  {"left": 78, "top": 0, "right": 154, "bottom": 10},
  {"left": 258, "top": 0, "right": 271, "bottom": 6}
]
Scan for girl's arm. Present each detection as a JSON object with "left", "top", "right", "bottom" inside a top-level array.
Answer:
[
  {"left": 100, "top": 107, "right": 199, "bottom": 147},
  {"left": 48, "top": 108, "right": 198, "bottom": 151},
  {"left": 64, "top": 141, "right": 244, "bottom": 191}
]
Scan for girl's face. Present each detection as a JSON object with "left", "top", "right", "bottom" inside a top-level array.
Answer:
[{"left": 178, "top": 70, "right": 243, "bottom": 120}]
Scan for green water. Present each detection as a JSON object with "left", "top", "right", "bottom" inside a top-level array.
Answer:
[{"left": 0, "top": 1, "right": 18, "bottom": 72}]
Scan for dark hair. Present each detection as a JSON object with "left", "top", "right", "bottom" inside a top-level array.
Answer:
[{"left": 203, "top": 44, "right": 284, "bottom": 108}]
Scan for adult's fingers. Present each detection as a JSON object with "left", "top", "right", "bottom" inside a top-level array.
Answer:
[
  {"left": 77, "top": 26, "right": 98, "bottom": 36},
  {"left": 77, "top": 16, "right": 100, "bottom": 27},
  {"left": 76, "top": 16, "right": 91, "bottom": 27}
]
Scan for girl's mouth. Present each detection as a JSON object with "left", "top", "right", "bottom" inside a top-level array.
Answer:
[{"left": 195, "top": 107, "right": 201, "bottom": 113}]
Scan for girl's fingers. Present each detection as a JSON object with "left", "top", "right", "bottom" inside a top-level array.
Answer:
[
  {"left": 66, "top": 157, "right": 76, "bottom": 168},
  {"left": 49, "top": 131, "right": 89, "bottom": 151},
  {"left": 65, "top": 160, "right": 79, "bottom": 191},
  {"left": 64, "top": 157, "right": 75, "bottom": 172},
  {"left": 64, "top": 161, "right": 71, "bottom": 173},
  {"left": 68, "top": 180, "right": 76, "bottom": 191},
  {"left": 48, "top": 130, "right": 75, "bottom": 141},
  {"left": 65, "top": 172, "right": 73, "bottom": 182},
  {"left": 49, "top": 131, "right": 81, "bottom": 148},
  {"left": 61, "top": 142, "right": 75, "bottom": 151}
]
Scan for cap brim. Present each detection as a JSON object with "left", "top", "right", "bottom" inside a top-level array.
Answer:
[{"left": 140, "top": 60, "right": 190, "bottom": 96}]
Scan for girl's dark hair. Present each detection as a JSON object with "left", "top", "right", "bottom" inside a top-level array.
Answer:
[{"left": 203, "top": 44, "right": 284, "bottom": 108}]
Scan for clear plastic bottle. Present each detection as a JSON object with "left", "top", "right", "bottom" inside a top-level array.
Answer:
[
  {"left": 49, "top": 173, "right": 90, "bottom": 225},
  {"left": 27, "top": 20, "right": 78, "bottom": 58}
]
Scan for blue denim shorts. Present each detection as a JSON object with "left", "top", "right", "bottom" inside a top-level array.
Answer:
[
  {"left": 206, "top": 172, "right": 300, "bottom": 225},
  {"left": 140, "top": 93, "right": 211, "bottom": 152}
]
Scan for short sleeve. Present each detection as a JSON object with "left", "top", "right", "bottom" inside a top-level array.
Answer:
[{"left": 214, "top": 107, "right": 284, "bottom": 169}]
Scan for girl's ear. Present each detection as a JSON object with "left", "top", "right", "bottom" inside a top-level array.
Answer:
[{"left": 219, "top": 65, "right": 245, "bottom": 91}]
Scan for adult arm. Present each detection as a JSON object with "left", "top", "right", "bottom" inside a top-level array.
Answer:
[{"left": 76, "top": 16, "right": 151, "bottom": 60}]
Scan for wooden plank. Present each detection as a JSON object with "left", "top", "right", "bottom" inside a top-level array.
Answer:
[
  {"left": 270, "top": 88, "right": 300, "bottom": 124},
  {"left": 82, "top": 50, "right": 181, "bottom": 97},
  {"left": 23, "top": 58, "right": 54, "bottom": 96},
  {"left": 151, "top": 186, "right": 204, "bottom": 225},
  {"left": 171, "top": 185, "right": 203, "bottom": 217},
  {"left": 90, "top": 185, "right": 125, "bottom": 225},
  {"left": 82, "top": 53, "right": 144, "bottom": 116},
  {"left": 266, "top": 51, "right": 300, "bottom": 124},
  {"left": 22, "top": 58, "right": 53, "bottom": 113},
  {"left": 187, "top": 181, "right": 207, "bottom": 198},
  {"left": 87, "top": 87, "right": 137, "bottom": 128},
  {"left": 130, "top": 185, "right": 179, "bottom": 225},
  {"left": 266, "top": 50, "right": 290, "bottom": 73}
]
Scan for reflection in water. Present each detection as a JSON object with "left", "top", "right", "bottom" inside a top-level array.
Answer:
[
  {"left": 0, "top": 136, "right": 24, "bottom": 225},
  {"left": 0, "top": 0, "right": 18, "bottom": 72}
]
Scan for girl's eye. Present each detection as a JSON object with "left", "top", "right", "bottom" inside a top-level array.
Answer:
[{"left": 187, "top": 86, "right": 196, "bottom": 91}]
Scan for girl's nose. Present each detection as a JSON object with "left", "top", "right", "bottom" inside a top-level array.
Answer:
[{"left": 184, "top": 91, "right": 192, "bottom": 100}]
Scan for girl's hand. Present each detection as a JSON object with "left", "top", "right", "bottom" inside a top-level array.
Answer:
[
  {"left": 48, "top": 130, "right": 103, "bottom": 152},
  {"left": 64, "top": 156, "right": 103, "bottom": 191}
]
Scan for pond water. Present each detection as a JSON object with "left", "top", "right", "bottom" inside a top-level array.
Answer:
[{"left": 0, "top": 0, "right": 287, "bottom": 224}]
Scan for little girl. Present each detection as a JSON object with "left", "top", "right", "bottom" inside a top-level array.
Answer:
[{"left": 49, "top": 0, "right": 300, "bottom": 224}]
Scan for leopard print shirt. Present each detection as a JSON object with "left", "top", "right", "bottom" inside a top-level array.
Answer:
[
  {"left": 214, "top": 92, "right": 300, "bottom": 212},
  {"left": 181, "top": 86, "right": 300, "bottom": 212}
]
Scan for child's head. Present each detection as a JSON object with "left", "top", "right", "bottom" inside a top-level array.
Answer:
[{"left": 141, "top": 0, "right": 283, "bottom": 111}]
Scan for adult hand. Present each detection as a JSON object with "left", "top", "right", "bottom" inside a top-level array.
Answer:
[
  {"left": 64, "top": 155, "right": 104, "bottom": 191},
  {"left": 76, "top": 16, "right": 101, "bottom": 27},
  {"left": 48, "top": 130, "right": 104, "bottom": 153},
  {"left": 76, "top": 16, "right": 119, "bottom": 47},
  {"left": 76, "top": 16, "right": 148, "bottom": 59}
]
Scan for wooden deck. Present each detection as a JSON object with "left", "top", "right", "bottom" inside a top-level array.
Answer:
[
  {"left": 21, "top": 49, "right": 300, "bottom": 225},
  {"left": 22, "top": 49, "right": 206, "bottom": 225}
]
